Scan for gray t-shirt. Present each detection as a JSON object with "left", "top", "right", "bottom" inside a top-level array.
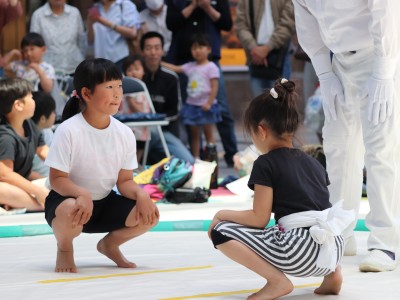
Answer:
[{"left": 0, "top": 119, "right": 45, "bottom": 178}]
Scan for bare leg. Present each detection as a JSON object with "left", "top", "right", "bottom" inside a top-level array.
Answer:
[
  {"left": 0, "top": 182, "right": 43, "bottom": 211},
  {"left": 51, "top": 199, "right": 83, "bottom": 273},
  {"left": 136, "top": 149, "right": 144, "bottom": 164},
  {"left": 314, "top": 265, "right": 342, "bottom": 295},
  {"left": 203, "top": 124, "right": 215, "bottom": 144},
  {"left": 190, "top": 125, "right": 201, "bottom": 158},
  {"left": 217, "top": 240, "right": 293, "bottom": 300},
  {"left": 97, "top": 207, "right": 158, "bottom": 268}
]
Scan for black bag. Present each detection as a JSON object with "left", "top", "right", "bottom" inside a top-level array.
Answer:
[
  {"left": 248, "top": 0, "right": 289, "bottom": 80},
  {"left": 164, "top": 187, "right": 211, "bottom": 204},
  {"left": 248, "top": 46, "right": 289, "bottom": 79},
  {"left": 294, "top": 45, "right": 311, "bottom": 62}
]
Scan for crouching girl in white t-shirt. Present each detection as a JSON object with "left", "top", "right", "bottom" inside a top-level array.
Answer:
[{"left": 45, "top": 58, "right": 159, "bottom": 273}]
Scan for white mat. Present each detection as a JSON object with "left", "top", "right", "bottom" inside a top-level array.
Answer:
[{"left": 1, "top": 231, "right": 399, "bottom": 300}]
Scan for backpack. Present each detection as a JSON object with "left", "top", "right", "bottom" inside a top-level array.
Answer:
[{"left": 151, "top": 157, "right": 193, "bottom": 193}]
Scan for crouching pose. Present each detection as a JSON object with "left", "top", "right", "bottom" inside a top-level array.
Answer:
[
  {"left": 209, "top": 79, "right": 354, "bottom": 299},
  {"left": 45, "top": 58, "right": 159, "bottom": 273}
]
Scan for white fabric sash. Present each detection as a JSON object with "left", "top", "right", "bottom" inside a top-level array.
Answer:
[{"left": 278, "top": 200, "right": 355, "bottom": 272}]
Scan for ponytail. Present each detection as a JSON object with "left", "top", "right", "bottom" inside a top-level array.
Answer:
[{"left": 62, "top": 95, "right": 82, "bottom": 121}]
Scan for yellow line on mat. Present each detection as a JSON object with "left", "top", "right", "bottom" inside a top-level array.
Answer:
[
  {"left": 159, "top": 283, "right": 321, "bottom": 300},
  {"left": 38, "top": 265, "right": 213, "bottom": 284}
]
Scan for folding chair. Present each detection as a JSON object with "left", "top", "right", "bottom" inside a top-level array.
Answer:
[
  {"left": 53, "top": 74, "right": 74, "bottom": 117},
  {"left": 121, "top": 77, "right": 171, "bottom": 165}
]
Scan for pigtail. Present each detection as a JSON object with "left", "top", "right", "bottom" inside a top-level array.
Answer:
[{"left": 61, "top": 94, "right": 82, "bottom": 122}]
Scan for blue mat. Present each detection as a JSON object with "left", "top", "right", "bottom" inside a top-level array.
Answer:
[{"left": 0, "top": 219, "right": 369, "bottom": 238}]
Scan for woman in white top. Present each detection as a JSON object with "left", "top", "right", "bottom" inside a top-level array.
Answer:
[
  {"left": 87, "top": 0, "right": 140, "bottom": 71},
  {"left": 30, "top": 0, "right": 85, "bottom": 75}
]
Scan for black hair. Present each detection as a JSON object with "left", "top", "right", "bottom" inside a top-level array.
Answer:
[
  {"left": 62, "top": 58, "right": 122, "bottom": 121},
  {"left": 140, "top": 31, "right": 164, "bottom": 51},
  {"left": 122, "top": 54, "right": 145, "bottom": 76},
  {"left": 32, "top": 91, "right": 56, "bottom": 124},
  {"left": 0, "top": 78, "right": 32, "bottom": 122},
  {"left": 21, "top": 32, "right": 46, "bottom": 48},
  {"left": 243, "top": 78, "right": 299, "bottom": 139},
  {"left": 190, "top": 33, "right": 211, "bottom": 48}
]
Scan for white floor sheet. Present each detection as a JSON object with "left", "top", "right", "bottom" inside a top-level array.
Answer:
[{"left": 1, "top": 231, "right": 400, "bottom": 300}]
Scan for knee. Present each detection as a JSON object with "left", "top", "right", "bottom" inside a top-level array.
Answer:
[
  {"left": 54, "top": 199, "right": 77, "bottom": 217},
  {"left": 126, "top": 214, "right": 159, "bottom": 229},
  {"left": 51, "top": 199, "right": 84, "bottom": 234},
  {"left": 52, "top": 199, "right": 84, "bottom": 227}
]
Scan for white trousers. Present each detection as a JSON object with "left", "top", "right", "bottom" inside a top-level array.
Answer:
[{"left": 323, "top": 47, "right": 400, "bottom": 253}]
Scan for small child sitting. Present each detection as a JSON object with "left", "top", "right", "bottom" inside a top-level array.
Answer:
[
  {"left": 31, "top": 91, "right": 56, "bottom": 177},
  {"left": 5, "top": 32, "right": 55, "bottom": 94},
  {"left": 121, "top": 55, "right": 151, "bottom": 163}
]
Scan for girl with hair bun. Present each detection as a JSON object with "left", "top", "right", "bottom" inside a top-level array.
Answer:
[{"left": 208, "top": 78, "right": 354, "bottom": 299}]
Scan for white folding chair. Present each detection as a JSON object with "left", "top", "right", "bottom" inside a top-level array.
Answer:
[{"left": 53, "top": 74, "right": 74, "bottom": 117}]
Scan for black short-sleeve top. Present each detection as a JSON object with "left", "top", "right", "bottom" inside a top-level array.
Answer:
[{"left": 248, "top": 148, "right": 331, "bottom": 222}]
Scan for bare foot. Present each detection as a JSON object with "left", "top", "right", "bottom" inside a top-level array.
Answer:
[
  {"left": 314, "top": 266, "right": 342, "bottom": 295},
  {"left": 248, "top": 278, "right": 294, "bottom": 300},
  {"left": 97, "top": 238, "right": 137, "bottom": 268},
  {"left": 55, "top": 248, "right": 77, "bottom": 273}
]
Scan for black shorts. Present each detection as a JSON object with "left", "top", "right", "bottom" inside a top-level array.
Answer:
[{"left": 45, "top": 190, "right": 136, "bottom": 233}]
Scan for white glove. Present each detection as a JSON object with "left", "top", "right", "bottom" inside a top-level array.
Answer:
[
  {"left": 363, "top": 77, "right": 394, "bottom": 126},
  {"left": 360, "top": 56, "right": 398, "bottom": 125},
  {"left": 318, "top": 71, "right": 345, "bottom": 123}
]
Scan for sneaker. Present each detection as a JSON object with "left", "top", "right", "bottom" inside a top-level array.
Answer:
[
  {"left": 344, "top": 235, "right": 357, "bottom": 256},
  {"left": 359, "top": 249, "right": 397, "bottom": 272}
]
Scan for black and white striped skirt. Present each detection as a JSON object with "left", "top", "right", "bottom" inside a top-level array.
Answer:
[{"left": 213, "top": 221, "right": 344, "bottom": 277}]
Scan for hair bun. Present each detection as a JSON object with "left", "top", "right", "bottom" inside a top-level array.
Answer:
[{"left": 279, "top": 78, "right": 295, "bottom": 93}]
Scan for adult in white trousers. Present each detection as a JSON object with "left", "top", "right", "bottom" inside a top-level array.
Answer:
[{"left": 292, "top": 0, "right": 400, "bottom": 272}]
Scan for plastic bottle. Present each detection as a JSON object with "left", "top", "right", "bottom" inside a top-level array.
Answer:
[{"left": 304, "top": 86, "right": 324, "bottom": 131}]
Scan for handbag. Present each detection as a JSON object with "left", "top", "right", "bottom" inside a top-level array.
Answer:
[
  {"left": 248, "top": 46, "right": 289, "bottom": 79},
  {"left": 294, "top": 44, "right": 311, "bottom": 62},
  {"left": 248, "top": 0, "right": 289, "bottom": 79},
  {"left": 164, "top": 187, "right": 211, "bottom": 204}
]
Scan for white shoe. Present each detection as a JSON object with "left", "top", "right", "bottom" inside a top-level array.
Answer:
[
  {"left": 359, "top": 249, "right": 396, "bottom": 272},
  {"left": 344, "top": 235, "right": 357, "bottom": 256}
]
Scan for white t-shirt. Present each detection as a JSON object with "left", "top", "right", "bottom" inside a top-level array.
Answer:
[
  {"left": 257, "top": 0, "right": 275, "bottom": 45},
  {"left": 45, "top": 113, "right": 137, "bottom": 200},
  {"left": 139, "top": 6, "right": 172, "bottom": 53}
]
